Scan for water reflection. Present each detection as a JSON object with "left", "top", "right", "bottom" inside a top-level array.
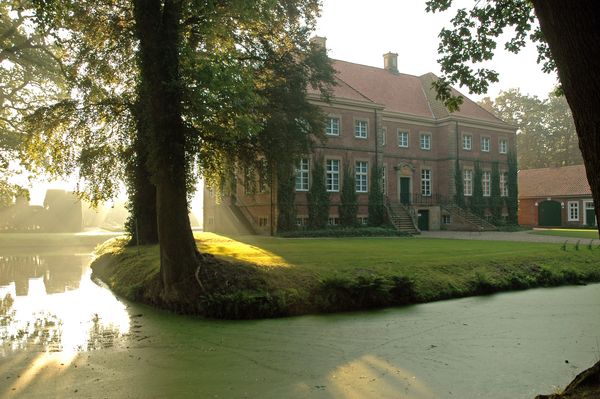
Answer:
[{"left": 0, "top": 253, "right": 130, "bottom": 359}]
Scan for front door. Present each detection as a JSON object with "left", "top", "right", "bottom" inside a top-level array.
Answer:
[
  {"left": 538, "top": 200, "right": 562, "bottom": 227},
  {"left": 418, "top": 209, "right": 429, "bottom": 231},
  {"left": 586, "top": 207, "right": 596, "bottom": 227},
  {"left": 400, "top": 177, "right": 411, "bottom": 205}
]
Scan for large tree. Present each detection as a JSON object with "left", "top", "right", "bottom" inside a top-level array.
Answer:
[
  {"left": 426, "top": 0, "right": 600, "bottom": 236},
  {"left": 480, "top": 89, "right": 582, "bottom": 170}
]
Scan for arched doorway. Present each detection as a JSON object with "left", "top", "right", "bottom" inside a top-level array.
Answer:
[{"left": 538, "top": 200, "right": 562, "bottom": 227}]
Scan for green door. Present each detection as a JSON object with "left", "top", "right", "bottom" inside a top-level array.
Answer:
[
  {"left": 400, "top": 177, "right": 411, "bottom": 205},
  {"left": 586, "top": 208, "right": 596, "bottom": 227},
  {"left": 418, "top": 210, "right": 429, "bottom": 231},
  {"left": 538, "top": 200, "right": 562, "bottom": 227}
]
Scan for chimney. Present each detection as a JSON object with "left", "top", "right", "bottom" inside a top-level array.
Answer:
[
  {"left": 383, "top": 52, "right": 398, "bottom": 73},
  {"left": 310, "top": 36, "right": 327, "bottom": 52}
]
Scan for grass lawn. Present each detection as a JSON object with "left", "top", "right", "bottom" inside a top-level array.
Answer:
[
  {"left": 528, "top": 228, "right": 600, "bottom": 240},
  {"left": 92, "top": 232, "right": 600, "bottom": 319}
]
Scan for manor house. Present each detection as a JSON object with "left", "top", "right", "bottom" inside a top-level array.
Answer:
[{"left": 204, "top": 38, "right": 516, "bottom": 234}]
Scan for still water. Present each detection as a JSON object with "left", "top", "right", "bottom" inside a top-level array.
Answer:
[{"left": 1, "top": 234, "right": 599, "bottom": 399}]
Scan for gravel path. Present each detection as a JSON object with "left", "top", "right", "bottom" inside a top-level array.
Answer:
[{"left": 417, "top": 229, "right": 600, "bottom": 245}]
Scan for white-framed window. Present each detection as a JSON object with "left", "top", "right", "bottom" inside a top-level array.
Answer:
[
  {"left": 380, "top": 127, "right": 387, "bottom": 146},
  {"left": 499, "top": 138, "right": 508, "bottom": 154},
  {"left": 295, "top": 158, "right": 309, "bottom": 191},
  {"left": 420, "top": 133, "right": 431, "bottom": 150},
  {"left": 325, "top": 117, "right": 340, "bottom": 136},
  {"left": 381, "top": 165, "right": 387, "bottom": 195},
  {"left": 355, "top": 161, "right": 368, "bottom": 193},
  {"left": 568, "top": 201, "right": 579, "bottom": 221},
  {"left": 462, "top": 134, "right": 472, "bottom": 150},
  {"left": 326, "top": 159, "right": 340, "bottom": 192},
  {"left": 358, "top": 216, "right": 368, "bottom": 226},
  {"left": 442, "top": 214, "right": 451, "bottom": 224},
  {"left": 296, "top": 217, "right": 308, "bottom": 227},
  {"left": 397, "top": 130, "right": 409, "bottom": 148},
  {"left": 244, "top": 167, "right": 255, "bottom": 195},
  {"left": 328, "top": 217, "right": 340, "bottom": 226},
  {"left": 500, "top": 172, "right": 508, "bottom": 197},
  {"left": 481, "top": 136, "right": 491, "bottom": 152},
  {"left": 464, "top": 169, "right": 473, "bottom": 196},
  {"left": 482, "top": 171, "right": 491, "bottom": 196},
  {"left": 421, "top": 168, "right": 431, "bottom": 196},
  {"left": 355, "top": 119, "right": 368, "bottom": 138}
]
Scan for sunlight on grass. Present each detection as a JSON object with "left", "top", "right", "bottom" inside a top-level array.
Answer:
[{"left": 195, "top": 232, "right": 290, "bottom": 267}]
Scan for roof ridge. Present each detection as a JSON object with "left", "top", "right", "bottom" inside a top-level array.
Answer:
[{"left": 332, "top": 58, "right": 424, "bottom": 79}]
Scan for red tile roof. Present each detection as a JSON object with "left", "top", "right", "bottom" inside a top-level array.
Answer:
[
  {"left": 518, "top": 164, "right": 592, "bottom": 198},
  {"left": 311, "top": 59, "right": 507, "bottom": 124}
]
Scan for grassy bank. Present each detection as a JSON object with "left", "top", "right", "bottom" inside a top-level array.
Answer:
[{"left": 91, "top": 233, "right": 600, "bottom": 319}]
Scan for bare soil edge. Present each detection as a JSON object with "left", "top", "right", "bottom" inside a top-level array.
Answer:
[{"left": 536, "top": 360, "right": 600, "bottom": 399}]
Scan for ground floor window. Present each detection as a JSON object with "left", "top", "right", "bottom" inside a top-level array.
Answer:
[
  {"left": 258, "top": 217, "right": 268, "bottom": 227},
  {"left": 568, "top": 201, "right": 579, "bottom": 221},
  {"left": 442, "top": 214, "right": 451, "bottom": 224},
  {"left": 328, "top": 217, "right": 340, "bottom": 226},
  {"left": 358, "top": 216, "right": 368, "bottom": 225},
  {"left": 296, "top": 217, "right": 308, "bottom": 227}
]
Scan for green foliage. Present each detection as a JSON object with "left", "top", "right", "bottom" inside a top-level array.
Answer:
[
  {"left": 368, "top": 165, "right": 385, "bottom": 226},
  {"left": 425, "top": 0, "right": 553, "bottom": 111},
  {"left": 470, "top": 161, "right": 485, "bottom": 217},
  {"left": 480, "top": 89, "right": 582, "bottom": 169},
  {"left": 277, "top": 163, "right": 297, "bottom": 232},
  {"left": 307, "top": 158, "right": 329, "bottom": 229},
  {"left": 507, "top": 150, "right": 518, "bottom": 225},
  {"left": 339, "top": 163, "right": 358, "bottom": 227},
  {"left": 454, "top": 159, "right": 465, "bottom": 207},
  {"left": 490, "top": 161, "right": 502, "bottom": 224}
]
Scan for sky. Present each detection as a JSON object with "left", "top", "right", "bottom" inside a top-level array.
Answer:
[
  {"left": 314, "top": 0, "right": 558, "bottom": 100},
  {"left": 22, "top": 1, "right": 558, "bottom": 218}
]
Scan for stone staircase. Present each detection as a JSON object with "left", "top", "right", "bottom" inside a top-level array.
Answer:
[
  {"left": 442, "top": 203, "right": 498, "bottom": 231},
  {"left": 387, "top": 203, "right": 419, "bottom": 234}
]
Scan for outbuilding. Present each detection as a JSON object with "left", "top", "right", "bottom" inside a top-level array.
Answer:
[{"left": 518, "top": 165, "right": 596, "bottom": 228}]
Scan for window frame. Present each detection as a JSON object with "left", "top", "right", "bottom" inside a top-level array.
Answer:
[
  {"left": 568, "top": 201, "right": 580, "bottom": 221},
  {"left": 354, "top": 119, "right": 368, "bottom": 139},
  {"left": 326, "top": 159, "right": 340, "bottom": 192},
  {"left": 481, "top": 136, "right": 491, "bottom": 152},
  {"left": 482, "top": 170, "right": 491, "bottom": 197},
  {"left": 397, "top": 129, "right": 409, "bottom": 148},
  {"left": 325, "top": 116, "right": 341, "bottom": 136},
  {"left": 295, "top": 158, "right": 310, "bottom": 192},
  {"left": 499, "top": 138, "right": 508, "bottom": 154},
  {"left": 355, "top": 160, "right": 368, "bottom": 193},
  {"left": 464, "top": 169, "right": 473, "bottom": 196},
  {"left": 380, "top": 127, "right": 387, "bottom": 146},
  {"left": 421, "top": 168, "right": 432, "bottom": 197},
  {"left": 462, "top": 134, "right": 472, "bottom": 150},
  {"left": 500, "top": 172, "right": 508, "bottom": 197},
  {"left": 420, "top": 132, "right": 432, "bottom": 150}
]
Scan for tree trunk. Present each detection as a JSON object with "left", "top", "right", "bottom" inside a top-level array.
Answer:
[
  {"left": 532, "top": 1, "right": 600, "bottom": 236},
  {"left": 133, "top": 0, "right": 199, "bottom": 301}
]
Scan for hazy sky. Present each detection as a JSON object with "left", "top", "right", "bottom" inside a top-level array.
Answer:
[{"left": 315, "top": 0, "right": 558, "bottom": 100}]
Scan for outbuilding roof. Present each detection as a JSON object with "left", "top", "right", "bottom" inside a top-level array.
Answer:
[{"left": 518, "top": 164, "right": 592, "bottom": 198}]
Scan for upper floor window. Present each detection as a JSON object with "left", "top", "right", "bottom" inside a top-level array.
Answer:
[
  {"left": 381, "top": 165, "right": 387, "bottom": 195},
  {"left": 499, "top": 138, "right": 508, "bottom": 154},
  {"left": 462, "top": 134, "right": 472, "bottom": 150},
  {"left": 398, "top": 130, "right": 409, "bottom": 148},
  {"left": 295, "top": 158, "right": 309, "bottom": 191},
  {"left": 326, "top": 159, "right": 340, "bottom": 192},
  {"left": 500, "top": 172, "right": 508, "bottom": 197},
  {"left": 481, "top": 136, "right": 491, "bottom": 152},
  {"left": 325, "top": 117, "right": 340, "bottom": 136},
  {"left": 482, "top": 171, "right": 491, "bottom": 196},
  {"left": 355, "top": 120, "right": 368, "bottom": 138},
  {"left": 464, "top": 169, "right": 473, "bottom": 196},
  {"left": 421, "top": 169, "right": 431, "bottom": 196},
  {"left": 355, "top": 161, "right": 368, "bottom": 193},
  {"left": 420, "top": 133, "right": 431, "bottom": 150}
]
